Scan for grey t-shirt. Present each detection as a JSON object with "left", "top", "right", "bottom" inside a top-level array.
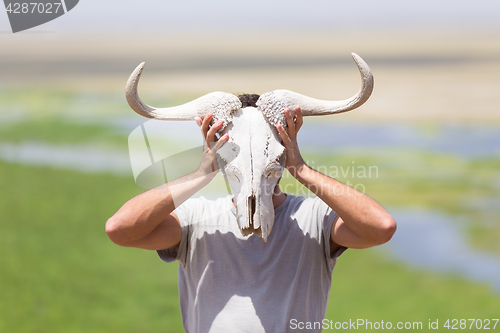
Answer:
[{"left": 158, "top": 194, "right": 346, "bottom": 333}]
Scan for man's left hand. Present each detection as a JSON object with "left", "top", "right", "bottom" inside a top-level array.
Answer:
[{"left": 276, "top": 106, "right": 305, "bottom": 178}]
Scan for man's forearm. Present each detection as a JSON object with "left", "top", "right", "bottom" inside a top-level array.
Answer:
[
  {"left": 294, "top": 164, "right": 395, "bottom": 244},
  {"left": 106, "top": 169, "right": 215, "bottom": 244}
]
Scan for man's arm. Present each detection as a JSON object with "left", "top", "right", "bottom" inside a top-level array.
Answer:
[
  {"left": 277, "top": 107, "right": 396, "bottom": 253},
  {"left": 105, "top": 113, "right": 227, "bottom": 250}
]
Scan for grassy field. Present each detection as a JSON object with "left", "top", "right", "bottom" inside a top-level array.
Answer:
[
  {"left": 0, "top": 161, "right": 182, "bottom": 332},
  {"left": 0, "top": 117, "right": 127, "bottom": 147},
  {"left": 328, "top": 249, "right": 500, "bottom": 325}
]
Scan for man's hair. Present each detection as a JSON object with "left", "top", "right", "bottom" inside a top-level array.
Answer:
[{"left": 238, "top": 94, "right": 260, "bottom": 108}]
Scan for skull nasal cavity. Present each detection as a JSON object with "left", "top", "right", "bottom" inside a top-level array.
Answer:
[
  {"left": 248, "top": 195, "right": 256, "bottom": 222},
  {"left": 238, "top": 94, "right": 260, "bottom": 108}
]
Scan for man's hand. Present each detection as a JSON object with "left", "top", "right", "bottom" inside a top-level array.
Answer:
[
  {"left": 195, "top": 113, "right": 229, "bottom": 177},
  {"left": 276, "top": 106, "right": 305, "bottom": 178}
]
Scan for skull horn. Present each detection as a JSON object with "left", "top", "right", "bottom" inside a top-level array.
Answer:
[
  {"left": 256, "top": 53, "right": 374, "bottom": 124},
  {"left": 125, "top": 62, "right": 241, "bottom": 123}
]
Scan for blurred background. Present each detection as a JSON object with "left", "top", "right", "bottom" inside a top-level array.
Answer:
[{"left": 1, "top": 0, "right": 499, "bottom": 332}]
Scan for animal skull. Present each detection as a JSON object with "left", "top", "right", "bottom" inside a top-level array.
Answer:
[
  {"left": 125, "top": 53, "right": 374, "bottom": 241},
  {"left": 216, "top": 107, "right": 286, "bottom": 239}
]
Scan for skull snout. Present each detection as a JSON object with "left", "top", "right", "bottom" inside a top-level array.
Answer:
[{"left": 241, "top": 193, "right": 262, "bottom": 237}]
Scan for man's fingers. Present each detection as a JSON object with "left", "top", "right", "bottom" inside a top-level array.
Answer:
[
  {"left": 200, "top": 113, "right": 212, "bottom": 137},
  {"left": 206, "top": 119, "right": 223, "bottom": 143},
  {"left": 294, "top": 106, "right": 303, "bottom": 133},
  {"left": 276, "top": 124, "right": 291, "bottom": 145},
  {"left": 195, "top": 116, "right": 202, "bottom": 127},
  {"left": 284, "top": 108, "right": 295, "bottom": 136},
  {"left": 213, "top": 133, "right": 229, "bottom": 151}
]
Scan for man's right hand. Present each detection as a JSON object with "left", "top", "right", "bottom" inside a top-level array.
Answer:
[{"left": 195, "top": 112, "right": 229, "bottom": 177}]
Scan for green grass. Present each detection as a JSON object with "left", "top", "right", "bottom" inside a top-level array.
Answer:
[
  {"left": 0, "top": 118, "right": 129, "bottom": 148},
  {"left": 327, "top": 249, "right": 500, "bottom": 329},
  {"left": 0, "top": 161, "right": 499, "bottom": 332},
  {"left": 0, "top": 162, "right": 182, "bottom": 332},
  {"left": 0, "top": 87, "right": 198, "bottom": 120},
  {"left": 0, "top": 88, "right": 126, "bottom": 118},
  {"left": 468, "top": 223, "right": 500, "bottom": 253},
  {"left": 0, "top": 88, "right": 76, "bottom": 117}
]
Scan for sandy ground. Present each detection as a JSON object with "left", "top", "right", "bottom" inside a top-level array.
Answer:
[{"left": 1, "top": 31, "right": 499, "bottom": 123}]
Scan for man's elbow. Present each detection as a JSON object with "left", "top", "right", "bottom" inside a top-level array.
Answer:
[
  {"left": 375, "top": 215, "right": 397, "bottom": 245},
  {"left": 105, "top": 216, "right": 129, "bottom": 247}
]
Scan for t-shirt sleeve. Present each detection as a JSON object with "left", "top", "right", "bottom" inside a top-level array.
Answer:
[
  {"left": 314, "top": 198, "right": 347, "bottom": 270},
  {"left": 156, "top": 199, "right": 198, "bottom": 266}
]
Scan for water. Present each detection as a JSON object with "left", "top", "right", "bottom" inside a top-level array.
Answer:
[
  {"left": 298, "top": 122, "right": 500, "bottom": 158},
  {"left": 0, "top": 141, "right": 131, "bottom": 175},
  {"left": 381, "top": 209, "right": 500, "bottom": 292}
]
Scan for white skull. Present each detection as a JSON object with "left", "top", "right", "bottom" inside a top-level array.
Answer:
[{"left": 216, "top": 107, "right": 285, "bottom": 241}]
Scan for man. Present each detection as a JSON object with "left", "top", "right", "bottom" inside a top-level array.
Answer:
[{"left": 106, "top": 95, "right": 396, "bottom": 332}]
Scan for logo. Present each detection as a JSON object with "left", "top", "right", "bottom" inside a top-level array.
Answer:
[
  {"left": 128, "top": 119, "right": 237, "bottom": 209},
  {"left": 3, "top": 0, "right": 79, "bottom": 33}
]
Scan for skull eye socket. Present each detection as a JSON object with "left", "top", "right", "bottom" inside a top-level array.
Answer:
[
  {"left": 265, "top": 170, "right": 282, "bottom": 179},
  {"left": 224, "top": 165, "right": 242, "bottom": 183},
  {"left": 264, "top": 165, "right": 283, "bottom": 179}
]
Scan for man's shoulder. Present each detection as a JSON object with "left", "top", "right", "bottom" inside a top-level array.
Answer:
[
  {"left": 279, "top": 194, "right": 335, "bottom": 224},
  {"left": 183, "top": 195, "right": 232, "bottom": 205},
  {"left": 176, "top": 195, "right": 233, "bottom": 215},
  {"left": 174, "top": 195, "right": 236, "bottom": 232},
  {"left": 282, "top": 193, "right": 325, "bottom": 209}
]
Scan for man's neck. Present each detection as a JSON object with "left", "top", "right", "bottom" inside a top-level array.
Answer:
[{"left": 272, "top": 187, "right": 287, "bottom": 208}]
